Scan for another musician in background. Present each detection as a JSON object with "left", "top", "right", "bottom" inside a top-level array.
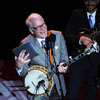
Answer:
[
  {"left": 64, "top": 0, "right": 100, "bottom": 100},
  {"left": 14, "top": 13, "right": 68, "bottom": 100}
]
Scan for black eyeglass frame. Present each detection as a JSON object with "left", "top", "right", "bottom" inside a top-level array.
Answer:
[{"left": 30, "top": 23, "right": 45, "bottom": 31}]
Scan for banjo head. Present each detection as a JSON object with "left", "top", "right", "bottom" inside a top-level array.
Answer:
[{"left": 24, "top": 65, "right": 54, "bottom": 97}]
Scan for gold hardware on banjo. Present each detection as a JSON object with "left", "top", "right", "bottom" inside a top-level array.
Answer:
[{"left": 24, "top": 65, "right": 54, "bottom": 97}]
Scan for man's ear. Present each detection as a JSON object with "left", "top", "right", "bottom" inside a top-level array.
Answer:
[{"left": 29, "top": 29, "right": 34, "bottom": 35}]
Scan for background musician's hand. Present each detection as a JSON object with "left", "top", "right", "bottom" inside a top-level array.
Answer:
[
  {"left": 80, "top": 36, "right": 93, "bottom": 48},
  {"left": 15, "top": 50, "right": 31, "bottom": 69},
  {"left": 58, "top": 62, "right": 68, "bottom": 73}
]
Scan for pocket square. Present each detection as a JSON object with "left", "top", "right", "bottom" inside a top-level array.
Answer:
[{"left": 55, "top": 46, "right": 59, "bottom": 50}]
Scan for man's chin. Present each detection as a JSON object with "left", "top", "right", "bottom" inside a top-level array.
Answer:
[
  {"left": 87, "top": 9, "right": 96, "bottom": 13},
  {"left": 40, "top": 35, "right": 47, "bottom": 39},
  {"left": 87, "top": 6, "right": 96, "bottom": 13}
]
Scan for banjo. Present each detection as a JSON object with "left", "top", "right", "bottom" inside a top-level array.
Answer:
[
  {"left": 24, "top": 65, "right": 54, "bottom": 97},
  {"left": 24, "top": 42, "right": 99, "bottom": 97}
]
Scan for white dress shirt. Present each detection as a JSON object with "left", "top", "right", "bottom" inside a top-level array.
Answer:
[{"left": 87, "top": 10, "right": 96, "bottom": 27}]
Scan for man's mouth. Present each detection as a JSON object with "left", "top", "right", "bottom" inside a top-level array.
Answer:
[
  {"left": 40, "top": 30, "right": 45, "bottom": 34},
  {"left": 87, "top": 5, "right": 95, "bottom": 11}
]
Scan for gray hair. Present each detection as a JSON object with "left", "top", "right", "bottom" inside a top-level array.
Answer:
[{"left": 25, "top": 13, "right": 44, "bottom": 29}]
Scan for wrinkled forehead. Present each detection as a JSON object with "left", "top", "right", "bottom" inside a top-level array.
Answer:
[{"left": 28, "top": 17, "right": 45, "bottom": 27}]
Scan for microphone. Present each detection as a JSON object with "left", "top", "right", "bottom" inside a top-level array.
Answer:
[
  {"left": 36, "top": 80, "right": 45, "bottom": 89},
  {"left": 45, "top": 34, "right": 56, "bottom": 50},
  {"left": 49, "top": 34, "right": 56, "bottom": 49},
  {"left": 45, "top": 37, "right": 50, "bottom": 51}
]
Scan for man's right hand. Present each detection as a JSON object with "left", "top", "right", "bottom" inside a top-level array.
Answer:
[
  {"left": 15, "top": 50, "right": 31, "bottom": 69},
  {"left": 80, "top": 36, "right": 93, "bottom": 48}
]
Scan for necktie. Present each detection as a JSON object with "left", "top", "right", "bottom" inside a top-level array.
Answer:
[
  {"left": 41, "top": 40, "right": 45, "bottom": 48},
  {"left": 89, "top": 15, "right": 93, "bottom": 29},
  {"left": 41, "top": 40, "right": 47, "bottom": 53}
]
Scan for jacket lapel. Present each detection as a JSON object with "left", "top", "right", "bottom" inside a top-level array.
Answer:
[
  {"left": 29, "top": 36, "right": 50, "bottom": 66},
  {"left": 95, "top": 9, "right": 100, "bottom": 28}
]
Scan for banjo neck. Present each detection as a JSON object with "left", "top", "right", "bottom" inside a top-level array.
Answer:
[{"left": 63, "top": 47, "right": 94, "bottom": 67}]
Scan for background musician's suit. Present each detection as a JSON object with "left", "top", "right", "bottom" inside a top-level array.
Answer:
[{"left": 64, "top": 0, "right": 100, "bottom": 100}]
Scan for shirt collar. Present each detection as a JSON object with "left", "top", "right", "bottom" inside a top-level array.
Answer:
[
  {"left": 87, "top": 9, "right": 97, "bottom": 19},
  {"left": 36, "top": 37, "right": 46, "bottom": 46}
]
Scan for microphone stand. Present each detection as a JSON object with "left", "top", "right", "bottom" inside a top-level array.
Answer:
[
  {"left": 46, "top": 35, "right": 63, "bottom": 100},
  {"left": 50, "top": 46, "right": 63, "bottom": 100}
]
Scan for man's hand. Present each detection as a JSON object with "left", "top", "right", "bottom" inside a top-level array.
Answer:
[
  {"left": 80, "top": 36, "right": 93, "bottom": 48},
  {"left": 58, "top": 62, "right": 68, "bottom": 73},
  {"left": 15, "top": 50, "right": 31, "bottom": 69}
]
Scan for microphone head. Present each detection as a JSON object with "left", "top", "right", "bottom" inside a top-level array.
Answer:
[
  {"left": 49, "top": 34, "right": 56, "bottom": 48},
  {"left": 45, "top": 34, "right": 56, "bottom": 50},
  {"left": 49, "top": 34, "right": 56, "bottom": 42}
]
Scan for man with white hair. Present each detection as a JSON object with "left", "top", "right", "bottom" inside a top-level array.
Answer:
[{"left": 14, "top": 13, "right": 68, "bottom": 100}]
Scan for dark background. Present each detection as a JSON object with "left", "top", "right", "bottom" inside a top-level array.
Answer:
[{"left": 0, "top": 1, "right": 99, "bottom": 59}]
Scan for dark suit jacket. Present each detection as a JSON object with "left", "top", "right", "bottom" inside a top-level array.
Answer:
[{"left": 64, "top": 8, "right": 100, "bottom": 67}]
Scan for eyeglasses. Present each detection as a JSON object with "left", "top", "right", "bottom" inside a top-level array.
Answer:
[{"left": 30, "top": 23, "right": 45, "bottom": 31}]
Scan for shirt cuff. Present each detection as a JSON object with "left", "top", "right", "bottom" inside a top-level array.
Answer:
[
  {"left": 79, "top": 38, "right": 82, "bottom": 45},
  {"left": 16, "top": 67, "right": 23, "bottom": 75}
]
